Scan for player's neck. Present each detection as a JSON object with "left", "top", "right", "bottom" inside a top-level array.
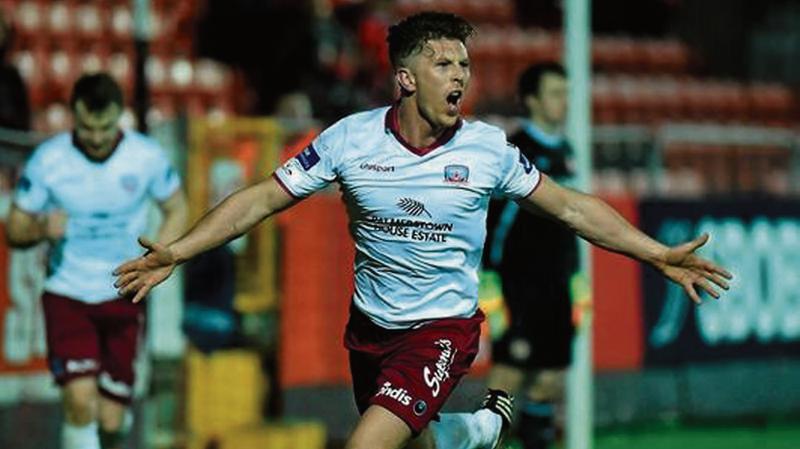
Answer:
[
  {"left": 72, "top": 131, "right": 124, "bottom": 163},
  {"left": 396, "top": 100, "right": 449, "bottom": 148},
  {"left": 530, "top": 116, "right": 561, "bottom": 136}
]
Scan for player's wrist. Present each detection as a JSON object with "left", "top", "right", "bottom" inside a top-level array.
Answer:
[
  {"left": 166, "top": 242, "right": 186, "bottom": 265},
  {"left": 646, "top": 242, "right": 670, "bottom": 271},
  {"left": 39, "top": 216, "right": 56, "bottom": 241}
]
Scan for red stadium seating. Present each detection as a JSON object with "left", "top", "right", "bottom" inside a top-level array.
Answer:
[{"left": 3, "top": 0, "right": 238, "bottom": 132}]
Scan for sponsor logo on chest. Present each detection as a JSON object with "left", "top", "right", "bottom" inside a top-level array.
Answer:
[{"left": 360, "top": 162, "right": 396, "bottom": 173}]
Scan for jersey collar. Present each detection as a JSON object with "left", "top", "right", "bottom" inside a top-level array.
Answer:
[
  {"left": 521, "top": 120, "right": 564, "bottom": 149},
  {"left": 385, "top": 103, "right": 462, "bottom": 156},
  {"left": 72, "top": 130, "right": 125, "bottom": 163}
]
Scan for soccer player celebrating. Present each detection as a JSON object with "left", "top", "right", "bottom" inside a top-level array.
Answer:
[
  {"left": 114, "top": 13, "right": 730, "bottom": 449},
  {"left": 7, "top": 73, "right": 187, "bottom": 449}
]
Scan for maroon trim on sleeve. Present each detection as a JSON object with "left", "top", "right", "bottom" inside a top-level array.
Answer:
[
  {"left": 271, "top": 172, "right": 302, "bottom": 199},
  {"left": 521, "top": 173, "right": 545, "bottom": 199}
]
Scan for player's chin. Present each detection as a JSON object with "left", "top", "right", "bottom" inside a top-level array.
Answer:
[{"left": 439, "top": 110, "right": 460, "bottom": 127}]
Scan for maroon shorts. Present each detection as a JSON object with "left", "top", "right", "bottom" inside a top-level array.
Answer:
[
  {"left": 345, "top": 306, "right": 484, "bottom": 435},
  {"left": 42, "top": 291, "right": 144, "bottom": 404}
]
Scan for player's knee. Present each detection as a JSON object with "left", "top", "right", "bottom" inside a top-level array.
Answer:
[
  {"left": 98, "top": 404, "right": 127, "bottom": 432},
  {"left": 99, "top": 413, "right": 124, "bottom": 433},
  {"left": 528, "top": 370, "right": 565, "bottom": 401}
]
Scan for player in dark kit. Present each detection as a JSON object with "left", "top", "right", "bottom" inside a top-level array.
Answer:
[{"left": 484, "top": 63, "right": 577, "bottom": 449}]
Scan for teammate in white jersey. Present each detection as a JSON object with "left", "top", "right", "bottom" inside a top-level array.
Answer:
[
  {"left": 6, "top": 73, "right": 188, "bottom": 449},
  {"left": 114, "top": 12, "right": 731, "bottom": 449}
]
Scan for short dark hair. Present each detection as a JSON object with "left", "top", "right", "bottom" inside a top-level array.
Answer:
[
  {"left": 387, "top": 12, "right": 475, "bottom": 67},
  {"left": 518, "top": 62, "right": 566, "bottom": 99},
  {"left": 70, "top": 73, "right": 123, "bottom": 111}
]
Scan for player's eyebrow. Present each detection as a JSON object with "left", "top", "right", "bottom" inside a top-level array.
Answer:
[
  {"left": 78, "top": 116, "right": 116, "bottom": 130},
  {"left": 434, "top": 54, "right": 468, "bottom": 64}
]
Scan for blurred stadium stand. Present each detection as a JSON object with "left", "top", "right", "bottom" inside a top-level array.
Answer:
[{"left": 6, "top": 0, "right": 236, "bottom": 132}]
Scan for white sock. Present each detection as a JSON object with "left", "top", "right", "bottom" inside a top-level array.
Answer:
[
  {"left": 430, "top": 409, "right": 502, "bottom": 449},
  {"left": 62, "top": 422, "right": 101, "bottom": 449}
]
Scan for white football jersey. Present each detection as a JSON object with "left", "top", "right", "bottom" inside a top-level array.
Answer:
[
  {"left": 274, "top": 106, "right": 541, "bottom": 329},
  {"left": 14, "top": 131, "right": 181, "bottom": 303}
]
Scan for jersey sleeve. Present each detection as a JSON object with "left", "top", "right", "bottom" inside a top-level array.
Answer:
[
  {"left": 495, "top": 141, "right": 542, "bottom": 200},
  {"left": 13, "top": 151, "right": 50, "bottom": 213},
  {"left": 273, "top": 122, "right": 342, "bottom": 198},
  {"left": 148, "top": 145, "right": 181, "bottom": 201}
]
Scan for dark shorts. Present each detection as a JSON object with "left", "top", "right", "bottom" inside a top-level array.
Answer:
[
  {"left": 42, "top": 291, "right": 144, "bottom": 404},
  {"left": 345, "top": 306, "right": 484, "bottom": 435},
  {"left": 492, "top": 275, "right": 574, "bottom": 369}
]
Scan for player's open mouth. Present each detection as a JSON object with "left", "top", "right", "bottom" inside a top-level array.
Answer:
[{"left": 446, "top": 90, "right": 463, "bottom": 114}]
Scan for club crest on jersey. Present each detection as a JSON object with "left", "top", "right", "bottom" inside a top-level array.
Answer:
[
  {"left": 296, "top": 144, "right": 321, "bottom": 170},
  {"left": 120, "top": 174, "right": 138, "bottom": 192},
  {"left": 443, "top": 164, "right": 469, "bottom": 184}
]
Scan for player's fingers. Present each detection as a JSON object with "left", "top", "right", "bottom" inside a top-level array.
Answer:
[
  {"left": 684, "top": 233, "right": 709, "bottom": 253},
  {"left": 131, "top": 285, "right": 151, "bottom": 304},
  {"left": 683, "top": 282, "right": 702, "bottom": 304},
  {"left": 703, "top": 270, "right": 730, "bottom": 290},
  {"left": 119, "top": 278, "right": 144, "bottom": 297},
  {"left": 113, "top": 259, "right": 140, "bottom": 276},
  {"left": 113, "top": 272, "right": 139, "bottom": 289},
  {"left": 695, "top": 277, "right": 720, "bottom": 299},
  {"left": 696, "top": 258, "right": 732, "bottom": 279},
  {"left": 138, "top": 236, "right": 159, "bottom": 252},
  {"left": 713, "top": 265, "right": 733, "bottom": 279}
]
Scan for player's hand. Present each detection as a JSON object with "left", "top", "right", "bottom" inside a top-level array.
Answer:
[
  {"left": 656, "top": 233, "right": 733, "bottom": 304},
  {"left": 113, "top": 237, "right": 177, "bottom": 303},
  {"left": 44, "top": 211, "right": 66, "bottom": 241}
]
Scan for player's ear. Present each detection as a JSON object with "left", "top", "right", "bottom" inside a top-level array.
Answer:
[{"left": 396, "top": 67, "right": 416, "bottom": 94}]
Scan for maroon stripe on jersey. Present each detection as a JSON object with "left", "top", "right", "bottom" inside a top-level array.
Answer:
[
  {"left": 272, "top": 172, "right": 302, "bottom": 199},
  {"left": 384, "top": 104, "right": 462, "bottom": 157},
  {"left": 522, "top": 172, "right": 545, "bottom": 199}
]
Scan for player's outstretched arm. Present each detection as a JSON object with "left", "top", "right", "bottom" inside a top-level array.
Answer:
[
  {"left": 114, "top": 174, "right": 298, "bottom": 303},
  {"left": 156, "top": 190, "right": 189, "bottom": 245},
  {"left": 521, "top": 175, "right": 732, "bottom": 303}
]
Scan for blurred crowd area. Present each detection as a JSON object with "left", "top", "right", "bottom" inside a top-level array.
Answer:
[{"left": 0, "top": 0, "right": 796, "bottom": 197}]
